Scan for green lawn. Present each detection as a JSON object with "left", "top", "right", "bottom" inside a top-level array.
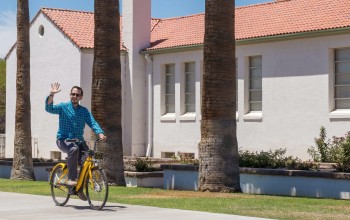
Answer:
[{"left": 1, "top": 178, "right": 350, "bottom": 219}]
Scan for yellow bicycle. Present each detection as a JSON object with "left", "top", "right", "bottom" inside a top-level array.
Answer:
[{"left": 49, "top": 139, "right": 108, "bottom": 210}]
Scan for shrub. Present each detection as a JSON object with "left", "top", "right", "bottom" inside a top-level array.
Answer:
[
  {"left": 308, "top": 127, "right": 350, "bottom": 172},
  {"left": 172, "top": 151, "right": 199, "bottom": 165},
  {"left": 239, "top": 148, "right": 318, "bottom": 171},
  {"left": 132, "top": 156, "right": 154, "bottom": 172}
]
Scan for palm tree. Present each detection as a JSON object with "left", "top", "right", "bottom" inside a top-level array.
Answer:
[
  {"left": 92, "top": 0, "right": 125, "bottom": 185},
  {"left": 198, "top": 0, "right": 240, "bottom": 192},
  {"left": 11, "top": 0, "right": 35, "bottom": 180}
]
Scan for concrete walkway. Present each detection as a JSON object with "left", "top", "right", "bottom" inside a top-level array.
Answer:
[{"left": 0, "top": 192, "right": 271, "bottom": 220}]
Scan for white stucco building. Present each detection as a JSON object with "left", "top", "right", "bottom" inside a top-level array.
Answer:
[{"left": 5, "top": 0, "right": 350, "bottom": 160}]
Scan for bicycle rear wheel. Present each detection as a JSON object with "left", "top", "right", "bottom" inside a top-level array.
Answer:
[
  {"left": 50, "top": 164, "right": 70, "bottom": 206},
  {"left": 85, "top": 167, "right": 108, "bottom": 210}
]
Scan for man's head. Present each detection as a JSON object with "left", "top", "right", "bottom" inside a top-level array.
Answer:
[{"left": 70, "top": 86, "right": 83, "bottom": 106}]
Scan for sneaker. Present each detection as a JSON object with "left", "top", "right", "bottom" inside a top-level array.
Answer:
[
  {"left": 67, "top": 180, "right": 77, "bottom": 186},
  {"left": 77, "top": 191, "right": 87, "bottom": 201}
]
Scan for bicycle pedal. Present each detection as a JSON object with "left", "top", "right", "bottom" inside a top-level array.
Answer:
[{"left": 68, "top": 186, "right": 76, "bottom": 195}]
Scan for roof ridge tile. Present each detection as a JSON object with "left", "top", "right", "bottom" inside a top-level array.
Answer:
[
  {"left": 159, "top": 13, "right": 204, "bottom": 21},
  {"left": 236, "top": 0, "right": 293, "bottom": 10},
  {"left": 41, "top": 7, "right": 93, "bottom": 15}
]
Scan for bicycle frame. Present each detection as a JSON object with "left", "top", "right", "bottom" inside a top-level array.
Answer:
[
  {"left": 50, "top": 151, "right": 98, "bottom": 192},
  {"left": 50, "top": 138, "right": 108, "bottom": 210},
  {"left": 77, "top": 153, "right": 97, "bottom": 191}
]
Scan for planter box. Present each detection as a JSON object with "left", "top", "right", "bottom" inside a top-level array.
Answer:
[
  {"left": 0, "top": 159, "right": 165, "bottom": 188},
  {"left": 124, "top": 171, "right": 163, "bottom": 188},
  {"left": 240, "top": 167, "right": 350, "bottom": 200},
  {"left": 161, "top": 164, "right": 199, "bottom": 191},
  {"left": 0, "top": 159, "right": 60, "bottom": 181},
  {"left": 161, "top": 164, "right": 350, "bottom": 200}
]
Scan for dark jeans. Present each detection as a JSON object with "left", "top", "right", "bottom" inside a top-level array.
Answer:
[{"left": 56, "top": 139, "right": 89, "bottom": 181}]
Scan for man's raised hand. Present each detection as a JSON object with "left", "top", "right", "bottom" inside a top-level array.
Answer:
[{"left": 50, "top": 83, "right": 61, "bottom": 95}]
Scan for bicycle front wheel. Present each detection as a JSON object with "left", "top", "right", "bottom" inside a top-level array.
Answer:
[
  {"left": 50, "top": 164, "right": 70, "bottom": 206},
  {"left": 85, "top": 167, "right": 108, "bottom": 210}
]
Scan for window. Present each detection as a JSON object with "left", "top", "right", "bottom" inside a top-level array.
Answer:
[
  {"left": 165, "top": 64, "right": 175, "bottom": 114},
  {"left": 38, "top": 25, "right": 44, "bottom": 37},
  {"left": 184, "top": 62, "right": 195, "bottom": 113},
  {"left": 334, "top": 48, "right": 350, "bottom": 110},
  {"left": 249, "top": 56, "right": 262, "bottom": 112}
]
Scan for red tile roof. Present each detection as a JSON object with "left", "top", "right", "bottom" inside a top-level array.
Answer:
[
  {"left": 149, "top": 14, "right": 204, "bottom": 51},
  {"left": 40, "top": 0, "right": 350, "bottom": 52},
  {"left": 149, "top": 0, "right": 350, "bottom": 50},
  {"left": 235, "top": 0, "right": 350, "bottom": 40},
  {"left": 40, "top": 8, "right": 126, "bottom": 50},
  {"left": 41, "top": 8, "right": 94, "bottom": 49}
]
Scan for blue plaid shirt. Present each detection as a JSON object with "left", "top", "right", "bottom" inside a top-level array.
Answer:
[{"left": 45, "top": 97, "right": 104, "bottom": 140}]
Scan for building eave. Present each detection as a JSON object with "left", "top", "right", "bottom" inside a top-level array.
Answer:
[
  {"left": 140, "top": 44, "right": 203, "bottom": 55},
  {"left": 81, "top": 48, "right": 127, "bottom": 55},
  {"left": 141, "top": 27, "right": 350, "bottom": 55},
  {"left": 237, "top": 27, "right": 350, "bottom": 45}
]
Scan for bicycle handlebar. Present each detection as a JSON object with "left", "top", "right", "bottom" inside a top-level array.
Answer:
[
  {"left": 65, "top": 138, "right": 79, "bottom": 143},
  {"left": 65, "top": 138, "right": 103, "bottom": 151}
]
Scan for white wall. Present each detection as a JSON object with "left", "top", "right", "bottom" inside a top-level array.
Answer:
[
  {"left": 152, "top": 50, "right": 203, "bottom": 158},
  {"left": 120, "top": 54, "right": 131, "bottom": 155},
  {"left": 6, "top": 13, "right": 82, "bottom": 158},
  {"left": 151, "top": 33, "right": 350, "bottom": 159},
  {"left": 122, "top": 0, "right": 151, "bottom": 156},
  {"left": 80, "top": 51, "right": 93, "bottom": 141},
  {"left": 5, "top": 49, "right": 16, "bottom": 158}
]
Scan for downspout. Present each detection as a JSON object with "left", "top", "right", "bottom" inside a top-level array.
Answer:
[{"left": 145, "top": 53, "right": 153, "bottom": 157}]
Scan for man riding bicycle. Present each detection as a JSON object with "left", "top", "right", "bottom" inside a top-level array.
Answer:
[{"left": 45, "top": 83, "right": 106, "bottom": 199}]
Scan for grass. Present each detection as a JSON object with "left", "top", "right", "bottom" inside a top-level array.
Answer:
[
  {"left": 0, "top": 59, "right": 6, "bottom": 88},
  {"left": 1, "top": 178, "right": 350, "bottom": 219}
]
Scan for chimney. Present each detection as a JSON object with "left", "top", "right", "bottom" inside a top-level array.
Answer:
[{"left": 122, "top": 0, "right": 151, "bottom": 51}]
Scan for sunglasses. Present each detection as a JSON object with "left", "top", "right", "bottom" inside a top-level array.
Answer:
[{"left": 70, "top": 93, "right": 82, "bottom": 97}]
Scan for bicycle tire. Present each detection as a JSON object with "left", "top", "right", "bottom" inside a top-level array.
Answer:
[
  {"left": 50, "top": 164, "right": 70, "bottom": 206},
  {"left": 85, "top": 167, "right": 108, "bottom": 210}
]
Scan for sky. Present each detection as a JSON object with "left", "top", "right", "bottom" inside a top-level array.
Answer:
[{"left": 0, "top": 0, "right": 272, "bottom": 59}]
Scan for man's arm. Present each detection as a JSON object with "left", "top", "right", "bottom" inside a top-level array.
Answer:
[
  {"left": 47, "top": 92, "right": 54, "bottom": 105},
  {"left": 84, "top": 109, "right": 106, "bottom": 141},
  {"left": 45, "top": 83, "right": 62, "bottom": 114}
]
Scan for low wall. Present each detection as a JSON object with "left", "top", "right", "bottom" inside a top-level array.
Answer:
[
  {"left": 0, "top": 159, "right": 59, "bottom": 181},
  {"left": 240, "top": 167, "right": 350, "bottom": 199},
  {"left": 125, "top": 171, "right": 163, "bottom": 188},
  {"left": 161, "top": 164, "right": 199, "bottom": 191},
  {"left": 161, "top": 165, "right": 350, "bottom": 200},
  {"left": 0, "top": 160, "right": 165, "bottom": 188}
]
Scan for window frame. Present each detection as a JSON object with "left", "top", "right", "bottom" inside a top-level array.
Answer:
[
  {"left": 162, "top": 63, "right": 176, "bottom": 118},
  {"left": 248, "top": 56, "right": 262, "bottom": 112},
  {"left": 183, "top": 62, "right": 196, "bottom": 114},
  {"left": 333, "top": 48, "right": 350, "bottom": 110}
]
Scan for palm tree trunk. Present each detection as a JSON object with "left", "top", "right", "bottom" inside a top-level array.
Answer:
[
  {"left": 11, "top": 0, "right": 35, "bottom": 180},
  {"left": 199, "top": 0, "right": 240, "bottom": 192},
  {"left": 92, "top": 0, "right": 125, "bottom": 185}
]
